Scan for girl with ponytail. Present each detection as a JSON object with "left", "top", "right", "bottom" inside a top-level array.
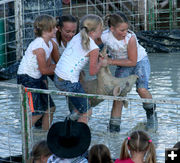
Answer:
[
  {"left": 115, "top": 130, "right": 156, "bottom": 163},
  {"left": 54, "top": 14, "right": 107, "bottom": 124}
]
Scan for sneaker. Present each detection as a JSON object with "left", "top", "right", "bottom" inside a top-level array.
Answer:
[{"left": 34, "top": 117, "right": 43, "bottom": 129}]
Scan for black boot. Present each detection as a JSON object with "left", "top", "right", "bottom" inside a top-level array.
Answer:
[
  {"left": 143, "top": 103, "right": 158, "bottom": 131},
  {"left": 108, "top": 117, "right": 121, "bottom": 133}
]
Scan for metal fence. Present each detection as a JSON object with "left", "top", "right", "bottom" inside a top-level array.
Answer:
[
  {"left": 0, "top": 0, "right": 180, "bottom": 67},
  {"left": 0, "top": 82, "right": 179, "bottom": 162}
]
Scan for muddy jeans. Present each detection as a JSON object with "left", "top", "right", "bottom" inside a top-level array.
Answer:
[
  {"left": 17, "top": 74, "right": 55, "bottom": 115},
  {"left": 54, "top": 74, "right": 90, "bottom": 113}
]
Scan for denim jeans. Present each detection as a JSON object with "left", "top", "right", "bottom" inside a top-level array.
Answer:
[
  {"left": 115, "top": 56, "right": 150, "bottom": 89},
  {"left": 17, "top": 74, "right": 55, "bottom": 115},
  {"left": 54, "top": 74, "right": 90, "bottom": 113}
]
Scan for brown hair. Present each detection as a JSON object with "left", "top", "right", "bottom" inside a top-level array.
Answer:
[
  {"left": 56, "top": 15, "right": 79, "bottom": 46},
  {"left": 88, "top": 144, "right": 113, "bottom": 163},
  {"left": 120, "top": 130, "right": 156, "bottom": 163},
  {"left": 34, "top": 14, "right": 56, "bottom": 37},
  {"left": 104, "top": 11, "right": 128, "bottom": 28},
  {"left": 30, "top": 140, "right": 52, "bottom": 162},
  {"left": 80, "top": 14, "right": 103, "bottom": 50}
]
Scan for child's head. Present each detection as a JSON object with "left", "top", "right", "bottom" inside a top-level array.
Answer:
[
  {"left": 34, "top": 14, "right": 56, "bottom": 37},
  {"left": 120, "top": 130, "right": 156, "bottom": 163},
  {"left": 80, "top": 14, "right": 103, "bottom": 50},
  {"left": 56, "top": 15, "right": 79, "bottom": 44},
  {"left": 105, "top": 12, "right": 128, "bottom": 28},
  {"left": 105, "top": 12, "right": 129, "bottom": 40},
  {"left": 88, "top": 144, "right": 113, "bottom": 163},
  {"left": 31, "top": 140, "right": 52, "bottom": 163}
]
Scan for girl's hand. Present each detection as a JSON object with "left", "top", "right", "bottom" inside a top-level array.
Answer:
[{"left": 99, "top": 57, "right": 108, "bottom": 67}]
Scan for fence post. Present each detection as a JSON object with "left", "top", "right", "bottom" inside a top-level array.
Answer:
[
  {"left": 15, "top": 0, "right": 23, "bottom": 60},
  {"left": 19, "top": 85, "right": 30, "bottom": 162}
]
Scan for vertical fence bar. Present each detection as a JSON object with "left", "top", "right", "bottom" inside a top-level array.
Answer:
[
  {"left": 144, "top": 0, "right": 147, "bottom": 30},
  {"left": 15, "top": 0, "right": 23, "bottom": 59},
  {"left": 20, "top": 85, "right": 30, "bottom": 162},
  {"left": 169, "top": 0, "right": 173, "bottom": 30}
]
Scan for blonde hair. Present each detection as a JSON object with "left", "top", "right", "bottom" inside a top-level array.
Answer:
[
  {"left": 34, "top": 14, "right": 56, "bottom": 37},
  {"left": 120, "top": 130, "right": 156, "bottom": 163},
  {"left": 88, "top": 144, "right": 113, "bottom": 163},
  {"left": 80, "top": 14, "right": 103, "bottom": 50}
]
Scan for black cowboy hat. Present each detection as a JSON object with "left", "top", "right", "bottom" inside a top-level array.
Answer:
[{"left": 47, "top": 119, "right": 91, "bottom": 158}]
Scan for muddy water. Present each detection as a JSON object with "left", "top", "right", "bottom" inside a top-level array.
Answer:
[{"left": 0, "top": 53, "right": 180, "bottom": 162}]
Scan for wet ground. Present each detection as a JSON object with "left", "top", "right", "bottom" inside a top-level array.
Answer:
[{"left": 0, "top": 53, "right": 180, "bottom": 162}]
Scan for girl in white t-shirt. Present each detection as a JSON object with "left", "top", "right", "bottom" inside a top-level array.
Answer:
[
  {"left": 54, "top": 14, "right": 107, "bottom": 124},
  {"left": 100, "top": 12, "right": 157, "bottom": 132},
  {"left": 51, "top": 15, "right": 79, "bottom": 64},
  {"left": 17, "top": 15, "right": 57, "bottom": 130}
]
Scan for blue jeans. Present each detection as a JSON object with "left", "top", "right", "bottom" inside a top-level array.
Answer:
[
  {"left": 54, "top": 74, "right": 90, "bottom": 113},
  {"left": 17, "top": 74, "right": 55, "bottom": 115},
  {"left": 115, "top": 56, "right": 150, "bottom": 90}
]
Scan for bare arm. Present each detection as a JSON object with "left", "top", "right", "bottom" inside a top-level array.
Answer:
[
  {"left": 33, "top": 48, "right": 55, "bottom": 75},
  {"left": 107, "top": 36, "right": 137, "bottom": 67},
  {"left": 88, "top": 49, "right": 106, "bottom": 76},
  {"left": 51, "top": 40, "right": 60, "bottom": 64}
]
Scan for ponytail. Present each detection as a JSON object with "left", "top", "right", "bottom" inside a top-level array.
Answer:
[
  {"left": 104, "top": 14, "right": 112, "bottom": 27},
  {"left": 120, "top": 138, "right": 130, "bottom": 160},
  {"left": 145, "top": 142, "right": 156, "bottom": 163},
  {"left": 80, "top": 27, "right": 90, "bottom": 51},
  {"left": 80, "top": 14, "right": 103, "bottom": 51}
]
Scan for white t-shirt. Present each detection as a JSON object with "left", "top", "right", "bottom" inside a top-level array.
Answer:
[
  {"left": 55, "top": 33, "right": 99, "bottom": 83},
  {"left": 52, "top": 37, "right": 66, "bottom": 56},
  {"left": 101, "top": 29, "right": 147, "bottom": 62},
  {"left": 17, "top": 37, "right": 53, "bottom": 79},
  {"left": 47, "top": 154, "right": 88, "bottom": 163}
]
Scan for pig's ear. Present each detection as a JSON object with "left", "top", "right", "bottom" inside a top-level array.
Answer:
[{"left": 113, "top": 86, "right": 121, "bottom": 96}]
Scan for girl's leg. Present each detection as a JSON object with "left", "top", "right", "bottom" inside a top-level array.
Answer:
[
  {"left": 109, "top": 100, "right": 123, "bottom": 132},
  {"left": 139, "top": 92, "right": 157, "bottom": 131},
  {"left": 42, "top": 106, "right": 56, "bottom": 130},
  {"left": 77, "top": 109, "right": 92, "bottom": 124},
  {"left": 31, "top": 114, "right": 42, "bottom": 128}
]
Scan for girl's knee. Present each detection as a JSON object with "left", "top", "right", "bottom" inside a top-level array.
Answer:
[{"left": 137, "top": 87, "right": 148, "bottom": 94}]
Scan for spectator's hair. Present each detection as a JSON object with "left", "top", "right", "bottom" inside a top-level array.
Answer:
[
  {"left": 88, "top": 144, "right": 113, "bottom": 163},
  {"left": 120, "top": 130, "right": 156, "bottom": 163},
  {"left": 80, "top": 14, "right": 103, "bottom": 50},
  {"left": 31, "top": 140, "right": 52, "bottom": 162},
  {"left": 34, "top": 14, "right": 56, "bottom": 37},
  {"left": 104, "top": 11, "right": 128, "bottom": 28},
  {"left": 56, "top": 15, "right": 79, "bottom": 46}
]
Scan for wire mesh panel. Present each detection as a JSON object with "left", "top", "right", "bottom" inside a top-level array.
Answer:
[
  {"left": 21, "top": 87, "right": 180, "bottom": 163},
  {"left": 0, "top": 0, "right": 16, "bottom": 68}
]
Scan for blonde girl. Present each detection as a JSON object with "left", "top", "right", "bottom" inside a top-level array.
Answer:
[
  {"left": 54, "top": 14, "right": 107, "bottom": 124},
  {"left": 17, "top": 15, "right": 57, "bottom": 130},
  {"left": 100, "top": 12, "right": 157, "bottom": 132},
  {"left": 115, "top": 130, "right": 156, "bottom": 163}
]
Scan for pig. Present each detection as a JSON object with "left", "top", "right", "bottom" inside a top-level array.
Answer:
[{"left": 80, "top": 46, "right": 138, "bottom": 107}]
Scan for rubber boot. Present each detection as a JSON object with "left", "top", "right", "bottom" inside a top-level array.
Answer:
[
  {"left": 143, "top": 103, "right": 158, "bottom": 131},
  {"left": 108, "top": 117, "right": 121, "bottom": 133}
]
